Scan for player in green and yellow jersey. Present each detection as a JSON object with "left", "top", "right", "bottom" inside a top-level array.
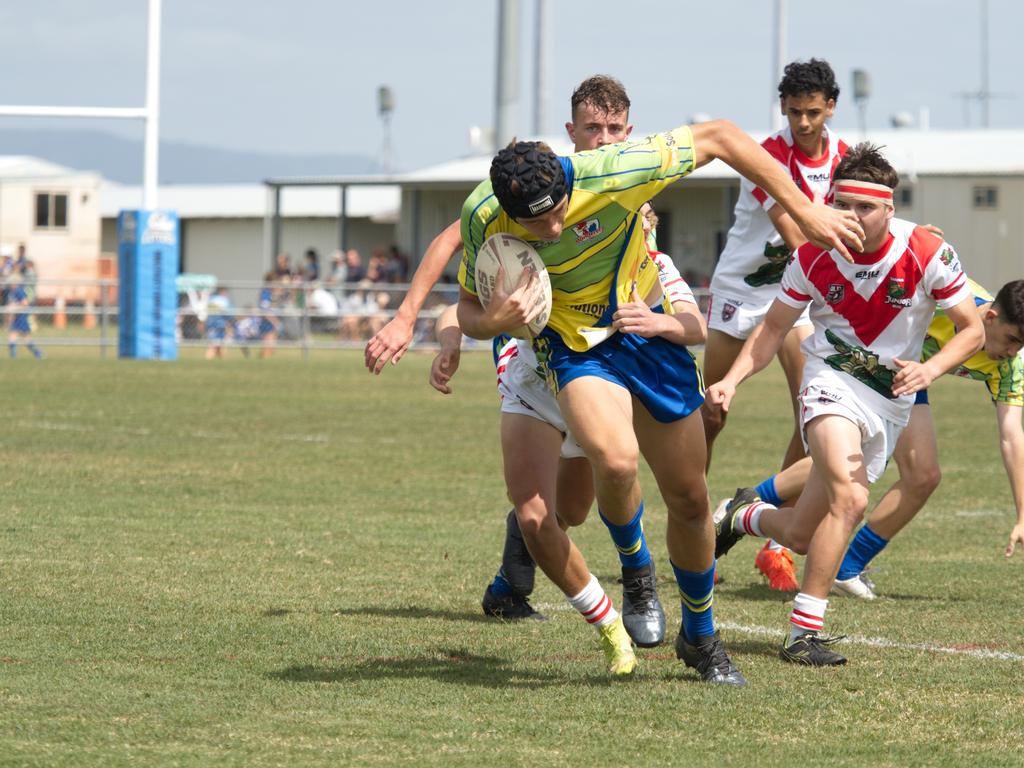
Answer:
[{"left": 456, "top": 122, "right": 862, "bottom": 684}]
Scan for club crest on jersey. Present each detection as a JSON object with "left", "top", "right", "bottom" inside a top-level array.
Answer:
[
  {"left": 572, "top": 218, "right": 603, "bottom": 243},
  {"left": 721, "top": 302, "right": 737, "bottom": 322},
  {"left": 939, "top": 247, "right": 962, "bottom": 273},
  {"left": 825, "top": 283, "right": 845, "bottom": 304},
  {"left": 885, "top": 277, "right": 912, "bottom": 307}
]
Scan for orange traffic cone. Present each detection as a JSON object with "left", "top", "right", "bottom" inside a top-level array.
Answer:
[
  {"left": 83, "top": 300, "right": 97, "bottom": 330},
  {"left": 54, "top": 297, "right": 67, "bottom": 329}
]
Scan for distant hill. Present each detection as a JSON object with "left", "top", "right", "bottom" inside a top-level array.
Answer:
[{"left": 0, "top": 128, "right": 383, "bottom": 183}]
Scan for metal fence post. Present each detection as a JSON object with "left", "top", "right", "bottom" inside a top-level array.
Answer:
[{"left": 100, "top": 278, "right": 109, "bottom": 358}]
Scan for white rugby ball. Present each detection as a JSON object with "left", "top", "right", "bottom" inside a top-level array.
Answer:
[{"left": 475, "top": 233, "right": 552, "bottom": 340}]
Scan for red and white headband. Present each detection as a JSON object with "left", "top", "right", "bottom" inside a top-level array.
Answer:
[{"left": 831, "top": 179, "right": 894, "bottom": 206}]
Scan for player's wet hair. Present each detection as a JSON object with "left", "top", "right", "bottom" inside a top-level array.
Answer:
[
  {"left": 778, "top": 58, "right": 840, "bottom": 103},
  {"left": 490, "top": 140, "right": 567, "bottom": 220},
  {"left": 993, "top": 280, "right": 1024, "bottom": 331},
  {"left": 571, "top": 75, "right": 631, "bottom": 120},
  {"left": 833, "top": 143, "right": 899, "bottom": 190}
]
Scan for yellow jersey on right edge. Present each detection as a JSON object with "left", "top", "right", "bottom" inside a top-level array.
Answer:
[{"left": 923, "top": 278, "right": 1024, "bottom": 406}]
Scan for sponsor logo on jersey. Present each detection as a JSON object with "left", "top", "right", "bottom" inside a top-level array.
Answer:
[
  {"left": 662, "top": 131, "right": 676, "bottom": 147},
  {"left": 569, "top": 302, "right": 608, "bottom": 316},
  {"left": 722, "top": 302, "right": 737, "bottom": 322},
  {"left": 939, "top": 247, "right": 962, "bottom": 273},
  {"left": 817, "top": 388, "right": 843, "bottom": 403},
  {"left": 885, "top": 277, "right": 913, "bottom": 307},
  {"left": 826, "top": 283, "right": 845, "bottom": 304},
  {"left": 806, "top": 172, "right": 831, "bottom": 183},
  {"left": 855, "top": 269, "right": 880, "bottom": 279},
  {"left": 572, "top": 218, "right": 604, "bottom": 243}
]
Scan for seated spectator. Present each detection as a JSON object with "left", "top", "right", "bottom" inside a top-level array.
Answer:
[
  {"left": 302, "top": 248, "right": 320, "bottom": 282},
  {"left": 344, "top": 249, "right": 365, "bottom": 283}
]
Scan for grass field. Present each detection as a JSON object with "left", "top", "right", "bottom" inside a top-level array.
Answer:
[{"left": 1, "top": 350, "right": 1022, "bottom": 766}]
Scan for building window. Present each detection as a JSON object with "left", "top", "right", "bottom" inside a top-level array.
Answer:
[
  {"left": 35, "top": 191, "right": 69, "bottom": 229},
  {"left": 973, "top": 186, "right": 999, "bottom": 209},
  {"left": 897, "top": 186, "right": 913, "bottom": 207}
]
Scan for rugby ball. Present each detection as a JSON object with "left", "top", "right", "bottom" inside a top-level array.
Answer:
[{"left": 475, "top": 233, "right": 552, "bottom": 339}]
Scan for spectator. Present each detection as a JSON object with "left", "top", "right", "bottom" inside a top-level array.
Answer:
[
  {"left": 302, "top": 248, "right": 320, "bottom": 282},
  {"left": 344, "top": 249, "right": 365, "bottom": 283},
  {"left": 6, "top": 275, "right": 42, "bottom": 358},
  {"left": 205, "top": 286, "right": 234, "bottom": 359},
  {"left": 273, "top": 252, "right": 293, "bottom": 279},
  {"left": 387, "top": 244, "right": 409, "bottom": 282}
]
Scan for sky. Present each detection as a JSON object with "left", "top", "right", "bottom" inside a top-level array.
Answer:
[{"left": 1, "top": 0, "right": 1021, "bottom": 173}]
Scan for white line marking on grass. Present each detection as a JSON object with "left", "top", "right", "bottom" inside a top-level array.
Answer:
[
  {"left": 714, "top": 621, "right": 1024, "bottom": 662},
  {"left": 23, "top": 420, "right": 327, "bottom": 445},
  {"left": 532, "top": 604, "right": 1024, "bottom": 661}
]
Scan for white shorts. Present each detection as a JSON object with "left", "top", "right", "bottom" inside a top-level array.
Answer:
[
  {"left": 497, "top": 346, "right": 585, "bottom": 460},
  {"left": 707, "top": 291, "right": 811, "bottom": 339},
  {"left": 798, "top": 370, "right": 904, "bottom": 483}
]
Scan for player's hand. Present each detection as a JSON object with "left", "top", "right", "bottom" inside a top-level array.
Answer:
[
  {"left": 429, "top": 345, "right": 461, "bottom": 394},
  {"left": 1006, "top": 523, "right": 1024, "bottom": 557},
  {"left": 365, "top": 315, "right": 415, "bottom": 374},
  {"left": 705, "top": 381, "right": 736, "bottom": 414},
  {"left": 612, "top": 287, "right": 665, "bottom": 337},
  {"left": 485, "top": 264, "right": 545, "bottom": 332},
  {"left": 798, "top": 203, "right": 864, "bottom": 264},
  {"left": 921, "top": 223, "right": 944, "bottom": 237},
  {"left": 891, "top": 358, "right": 939, "bottom": 396}
]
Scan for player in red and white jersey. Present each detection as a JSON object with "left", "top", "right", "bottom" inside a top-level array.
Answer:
[
  {"left": 702, "top": 59, "right": 849, "bottom": 591},
  {"left": 705, "top": 144, "right": 984, "bottom": 666}
]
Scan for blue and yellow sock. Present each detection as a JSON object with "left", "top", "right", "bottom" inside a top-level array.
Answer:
[
  {"left": 599, "top": 503, "right": 652, "bottom": 569},
  {"left": 836, "top": 524, "right": 888, "bottom": 580},
  {"left": 28, "top": 343, "right": 41, "bottom": 358},
  {"left": 755, "top": 474, "right": 784, "bottom": 506},
  {"left": 672, "top": 560, "right": 715, "bottom": 641},
  {"left": 8, "top": 343, "right": 16, "bottom": 358}
]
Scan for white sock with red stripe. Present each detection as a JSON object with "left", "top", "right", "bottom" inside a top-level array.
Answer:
[
  {"left": 567, "top": 574, "right": 619, "bottom": 630},
  {"left": 732, "top": 501, "right": 771, "bottom": 537},
  {"left": 788, "top": 592, "right": 828, "bottom": 643}
]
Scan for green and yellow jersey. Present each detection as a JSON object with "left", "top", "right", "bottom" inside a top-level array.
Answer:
[
  {"left": 923, "top": 279, "right": 1024, "bottom": 406},
  {"left": 458, "top": 127, "right": 696, "bottom": 351}
]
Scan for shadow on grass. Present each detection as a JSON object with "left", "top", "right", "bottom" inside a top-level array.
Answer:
[{"left": 268, "top": 647, "right": 565, "bottom": 689}]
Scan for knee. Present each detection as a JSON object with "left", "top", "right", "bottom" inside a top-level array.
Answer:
[
  {"left": 514, "top": 500, "right": 549, "bottom": 539},
  {"left": 556, "top": 498, "right": 591, "bottom": 528},
  {"left": 831, "top": 485, "right": 871, "bottom": 529},
  {"left": 905, "top": 462, "right": 941, "bottom": 499},
  {"left": 587, "top": 446, "right": 638, "bottom": 490},
  {"left": 664, "top": 483, "right": 711, "bottom": 525}
]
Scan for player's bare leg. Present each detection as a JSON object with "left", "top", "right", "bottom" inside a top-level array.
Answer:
[
  {"left": 700, "top": 329, "right": 746, "bottom": 471},
  {"left": 501, "top": 411, "right": 635, "bottom": 674}
]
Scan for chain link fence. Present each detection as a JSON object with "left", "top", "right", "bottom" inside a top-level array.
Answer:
[{"left": 2, "top": 277, "right": 711, "bottom": 358}]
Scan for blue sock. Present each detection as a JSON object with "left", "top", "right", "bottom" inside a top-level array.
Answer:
[
  {"left": 8, "top": 343, "right": 15, "bottom": 358},
  {"left": 671, "top": 560, "right": 716, "bottom": 641},
  {"left": 28, "top": 343, "right": 41, "bottom": 358},
  {"left": 599, "top": 503, "right": 652, "bottom": 569},
  {"left": 488, "top": 569, "right": 514, "bottom": 597},
  {"left": 837, "top": 524, "right": 889, "bottom": 580},
  {"left": 755, "top": 475, "right": 784, "bottom": 506}
]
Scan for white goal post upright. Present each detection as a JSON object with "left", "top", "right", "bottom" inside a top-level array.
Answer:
[{"left": 0, "top": 0, "right": 163, "bottom": 208}]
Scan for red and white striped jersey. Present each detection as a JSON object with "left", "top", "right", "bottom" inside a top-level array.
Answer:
[
  {"left": 778, "top": 217, "right": 971, "bottom": 421},
  {"left": 649, "top": 250, "right": 696, "bottom": 307},
  {"left": 711, "top": 125, "right": 848, "bottom": 305}
]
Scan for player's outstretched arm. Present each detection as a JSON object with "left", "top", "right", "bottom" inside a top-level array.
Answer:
[
  {"left": 365, "top": 219, "right": 462, "bottom": 375},
  {"left": 690, "top": 120, "right": 863, "bottom": 261},
  {"left": 892, "top": 297, "right": 984, "bottom": 396},
  {"left": 705, "top": 299, "right": 802, "bottom": 413},
  {"left": 429, "top": 304, "right": 462, "bottom": 395},
  {"left": 994, "top": 402, "right": 1024, "bottom": 556}
]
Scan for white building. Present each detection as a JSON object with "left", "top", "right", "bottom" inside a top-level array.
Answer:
[
  {"left": 100, "top": 183, "right": 399, "bottom": 281},
  {"left": 0, "top": 155, "right": 103, "bottom": 300}
]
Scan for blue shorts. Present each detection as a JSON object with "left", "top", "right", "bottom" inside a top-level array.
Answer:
[
  {"left": 10, "top": 314, "right": 30, "bottom": 333},
  {"left": 534, "top": 328, "right": 704, "bottom": 423},
  {"left": 915, "top": 389, "right": 929, "bottom": 405}
]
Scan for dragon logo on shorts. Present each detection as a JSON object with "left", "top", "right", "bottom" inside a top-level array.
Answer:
[
  {"left": 743, "top": 242, "right": 792, "bottom": 287},
  {"left": 721, "top": 302, "right": 737, "bottom": 322},
  {"left": 823, "top": 329, "right": 896, "bottom": 399},
  {"left": 825, "top": 283, "right": 845, "bottom": 304}
]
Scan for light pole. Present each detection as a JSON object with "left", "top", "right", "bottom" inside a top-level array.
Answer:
[{"left": 378, "top": 85, "right": 394, "bottom": 173}]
